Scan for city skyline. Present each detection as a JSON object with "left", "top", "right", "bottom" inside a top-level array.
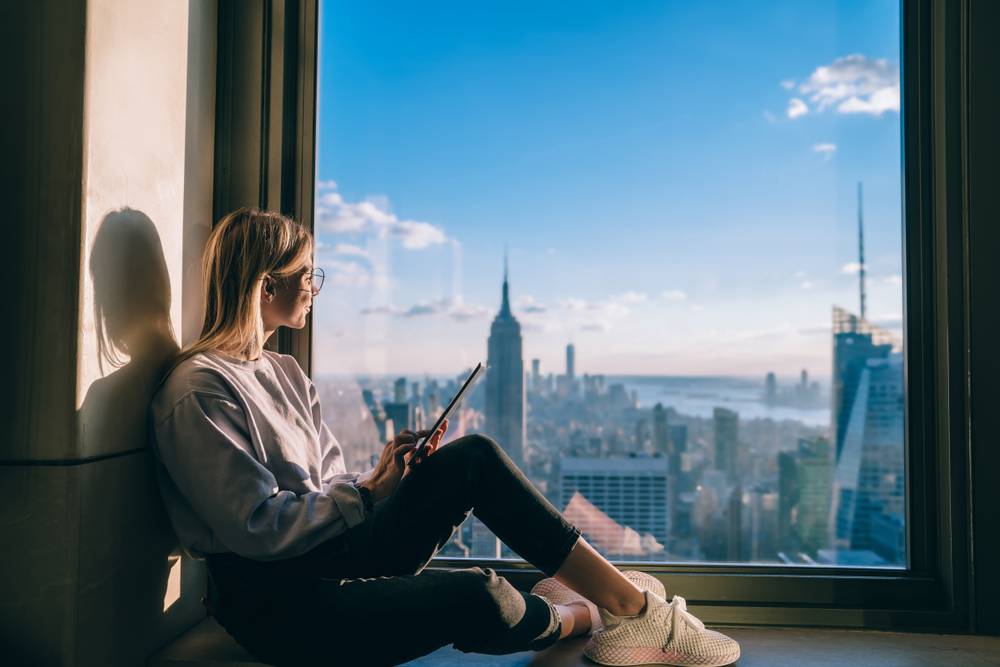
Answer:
[{"left": 341, "top": 285, "right": 904, "bottom": 566}]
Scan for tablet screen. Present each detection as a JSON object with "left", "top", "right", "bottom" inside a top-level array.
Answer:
[{"left": 407, "top": 362, "right": 485, "bottom": 466}]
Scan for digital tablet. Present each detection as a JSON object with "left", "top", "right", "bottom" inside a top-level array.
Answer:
[{"left": 407, "top": 362, "right": 486, "bottom": 467}]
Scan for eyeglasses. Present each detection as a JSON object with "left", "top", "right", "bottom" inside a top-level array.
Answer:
[
  {"left": 274, "top": 267, "right": 325, "bottom": 294},
  {"left": 305, "top": 268, "right": 325, "bottom": 294}
]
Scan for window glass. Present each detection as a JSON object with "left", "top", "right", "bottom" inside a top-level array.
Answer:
[{"left": 313, "top": 0, "right": 904, "bottom": 567}]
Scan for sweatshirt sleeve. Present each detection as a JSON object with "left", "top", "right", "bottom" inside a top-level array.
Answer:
[{"left": 153, "top": 391, "right": 368, "bottom": 560}]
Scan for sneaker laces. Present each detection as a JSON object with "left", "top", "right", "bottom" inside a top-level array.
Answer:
[{"left": 666, "top": 595, "right": 705, "bottom": 646}]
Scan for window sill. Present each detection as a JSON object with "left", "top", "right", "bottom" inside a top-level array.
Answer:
[
  {"left": 148, "top": 617, "right": 1000, "bottom": 666},
  {"left": 427, "top": 558, "right": 950, "bottom": 630}
]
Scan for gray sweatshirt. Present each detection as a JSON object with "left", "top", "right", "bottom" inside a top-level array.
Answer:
[{"left": 150, "top": 350, "right": 373, "bottom": 561}]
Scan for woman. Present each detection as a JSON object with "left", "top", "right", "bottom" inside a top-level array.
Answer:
[{"left": 150, "top": 208, "right": 740, "bottom": 667}]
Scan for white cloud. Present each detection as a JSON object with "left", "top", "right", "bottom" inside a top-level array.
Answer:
[
  {"left": 797, "top": 54, "right": 900, "bottom": 117},
  {"left": 514, "top": 295, "right": 547, "bottom": 314},
  {"left": 800, "top": 281, "right": 814, "bottom": 289},
  {"left": 814, "top": 143, "right": 837, "bottom": 161},
  {"left": 884, "top": 274, "right": 903, "bottom": 286},
  {"left": 315, "top": 187, "right": 449, "bottom": 250},
  {"left": 402, "top": 302, "right": 440, "bottom": 317},
  {"left": 448, "top": 299, "right": 493, "bottom": 323},
  {"left": 557, "top": 299, "right": 631, "bottom": 321},
  {"left": 315, "top": 191, "right": 393, "bottom": 233},
  {"left": 378, "top": 220, "right": 448, "bottom": 249},
  {"left": 841, "top": 262, "right": 865, "bottom": 275},
  {"left": 325, "top": 260, "right": 373, "bottom": 288},
  {"left": 763, "top": 110, "right": 776, "bottom": 123},
  {"left": 317, "top": 180, "right": 338, "bottom": 190},
  {"left": 787, "top": 98, "right": 809, "bottom": 119},
  {"left": 362, "top": 297, "right": 492, "bottom": 323},
  {"left": 662, "top": 290, "right": 687, "bottom": 300},
  {"left": 360, "top": 304, "right": 403, "bottom": 316},
  {"left": 795, "top": 270, "right": 807, "bottom": 278},
  {"left": 780, "top": 79, "right": 797, "bottom": 90},
  {"left": 514, "top": 296, "right": 636, "bottom": 333},
  {"left": 610, "top": 290, "right": 647, "bottom": 304},
  {"left": 329, "top": 243, "right": 369, "bottom": 257}
]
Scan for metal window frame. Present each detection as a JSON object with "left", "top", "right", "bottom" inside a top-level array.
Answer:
[
  {"left": 213, "top": 0, "right": 993, "bottom": 632},
  {"left": 213, "top": 0, "right": 317, "bottom": 375}
]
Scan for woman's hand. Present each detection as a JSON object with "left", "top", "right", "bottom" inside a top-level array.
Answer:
[
  {"left": 403, "top": 418, "right": 449, "bottom": 476},
  {"left": 360, "top": 419, "right": 448, "bottom": 500}
]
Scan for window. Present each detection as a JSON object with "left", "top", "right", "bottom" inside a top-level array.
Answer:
[
  {"left": 313, "top": 1, "right": 906, "bottom": 568},
  {"left": 214, "top": 0, "right": 986, "bottom": 631}
]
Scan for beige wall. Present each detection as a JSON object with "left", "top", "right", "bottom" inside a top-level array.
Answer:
[{"left": 3, "top": 1, "right": 217, "bottom": 664}]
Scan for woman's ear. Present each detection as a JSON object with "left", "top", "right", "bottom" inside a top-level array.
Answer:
[{"left": 260, "top": 275, "right": 276, "bottom": 304}]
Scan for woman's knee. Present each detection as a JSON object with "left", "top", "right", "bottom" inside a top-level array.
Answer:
[
  {"left": 451, "top": 567, "right": 525, "bottom": 631},
  {"left": 451, "top": 433, "right": 506, "bottom": 463}
]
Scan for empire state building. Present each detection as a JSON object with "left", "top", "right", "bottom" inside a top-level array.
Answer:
[{"left": 485, "top": 263, "right": 526, "bottom": 470}]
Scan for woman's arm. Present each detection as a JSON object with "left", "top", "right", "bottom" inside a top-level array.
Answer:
[{"left": 153, "top": 391, "right": 368, "bottom": 560}]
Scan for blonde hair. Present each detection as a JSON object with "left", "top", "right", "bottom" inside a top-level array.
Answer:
[{"left": 174, "top": 208, "right": 312, "bottom": 368}]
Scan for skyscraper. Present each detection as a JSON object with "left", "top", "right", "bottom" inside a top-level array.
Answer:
[
  {"left": 669, "top": 423, "right": 690, "bottom": 490},
  {"left": 777, "top": 450, "right": 800, "bottom": 553},
  {"left": 797, "top": 437, "right": 832, "bottom": 553},
  {"left": 566, "top": 344, "right": 575, "bottom": 380},
  {"left": 727, "top": 486, "right": 743, "bottom": 562},
  {"left": 485, "top": 262, "right": 525, "bottom": 470},
  {"left": 383, "top": 376, "right": 412, "bottom": 433},
  {"left": 830, "top": 350, "right": 905, "bottom": 553},
  {"left": 714, "top": 407, "right": 739, "bottom": 484},
  {"left": 831, "top": 308, "right": 894, "bottom": 460},
  {"left": 653, "top": 404, "right": 669, "bottom": 456},
  {"left": 560, "top": 455, "right": 669, "bottom": 556}
]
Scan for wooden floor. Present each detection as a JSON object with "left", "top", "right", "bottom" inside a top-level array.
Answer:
[{"left": 149, "top": 617, "right": 1000, "bottom": 667}]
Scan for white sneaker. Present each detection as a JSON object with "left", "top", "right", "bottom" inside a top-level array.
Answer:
[
  {"left": 584, "top": 590, "right": 741, "bottom": 666},
  {"left": 530, "top": 572, "right": 665, "bottom": 636}
]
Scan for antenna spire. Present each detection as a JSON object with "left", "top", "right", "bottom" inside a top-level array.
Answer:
[
  {"left": 498, "top": 245, "right": 513, "bottom": 320},
  {"left": 858, "top": 182, "right": 866, "bottom": 320}
]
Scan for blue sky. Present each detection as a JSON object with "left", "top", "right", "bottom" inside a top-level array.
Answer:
[{"left": 312, "top": 0, "right": 902, "bottom": 380}]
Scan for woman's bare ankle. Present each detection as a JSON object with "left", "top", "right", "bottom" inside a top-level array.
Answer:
[
  {"left": 555, "top": 604, "right": 593, "bottom": 638},
  {"left": 604, "top": 590, "right": 648, "bottom": 617},
  {"left": 571, "top": 604, "right": 592, "bottom": 634}
]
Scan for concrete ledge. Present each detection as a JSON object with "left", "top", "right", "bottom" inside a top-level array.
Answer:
[
  {"left": 148, "top": 617, "right": 264, "bottom": 667},
  {"left": 150, "top": 617, "right": 1000, "bottom": 667}
]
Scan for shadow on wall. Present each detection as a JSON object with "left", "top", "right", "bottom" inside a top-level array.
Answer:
[
  {"left": 74, "top": 208, "right": 205, "bottom": 662},
  {"left": 84, "top": 206, "right": 179, "bottom": 438}
]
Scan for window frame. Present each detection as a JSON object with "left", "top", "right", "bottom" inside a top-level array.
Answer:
[
  {"left": 215, "top": 0, "right": 984, "bottom": 631},
  {"left": 213, "top": 0, "right": 317, "bottom": 375}
]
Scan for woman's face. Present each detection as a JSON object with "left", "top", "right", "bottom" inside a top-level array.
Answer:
[{"left": 260, "top": 255, "right": 318, "bottom": 333}]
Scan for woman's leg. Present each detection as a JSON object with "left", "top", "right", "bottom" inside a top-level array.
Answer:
[
  {"left": 554, "top": 537, "right": 647, "bottom": 617},
  {"left": 343, "top": 434, "right": 581, "bottom": 580},
  {"left": 345, "top": 432, "right": 645, "bottom": 633},
  {"left": 389, "top": 434, "right": 646, "bottom": 617},
  {"left": 212, "top": 565, "right": 562, "bottom": 667}
]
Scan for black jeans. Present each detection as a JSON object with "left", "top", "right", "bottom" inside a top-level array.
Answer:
[{"left": 206, "top": 434, "right": 582, "bottom": 667}]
